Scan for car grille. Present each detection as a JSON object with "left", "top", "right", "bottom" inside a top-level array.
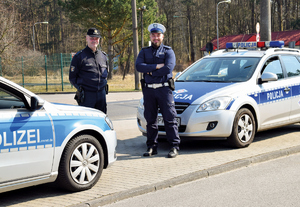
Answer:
[
  {"left": 158, "top": 102, "right": 190, "bottom": 114},
  {"left": 174, "top": 102, "right": 190, "bottom": 114}
]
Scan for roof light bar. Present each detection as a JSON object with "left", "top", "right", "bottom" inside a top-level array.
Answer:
[{"left": 226, "top": 41, "right": 284, "bottom": 49}]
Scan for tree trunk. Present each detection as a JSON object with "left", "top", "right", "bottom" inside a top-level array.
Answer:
[
  {"left": 123, "top": 45, "right": 132, "bottom": 80},
  {"left": 107, "top": 30, "right": 113, "bottom": 80},
  {"left": 187, "top": 4, "right": 195, "bottom": 63}
]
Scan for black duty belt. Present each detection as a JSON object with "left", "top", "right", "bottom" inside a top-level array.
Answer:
[{"left": 145, "top": 82, "right": 169, "bottom": 89}]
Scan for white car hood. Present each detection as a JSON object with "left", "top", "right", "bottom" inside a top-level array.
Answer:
[{"left": 43, "top": 101, "right": 105, "bottom": 117}]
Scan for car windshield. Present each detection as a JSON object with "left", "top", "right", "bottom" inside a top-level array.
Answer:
[{"left": 176, "top": 57, "right": 260, "bottom": 82}]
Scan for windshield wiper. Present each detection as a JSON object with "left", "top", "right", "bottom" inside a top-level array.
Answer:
[
  {"left": 243, "top": 65, "right": 252, "bottom": 69},
  {"left": 177, "top": 80, "right": 224, "bottom": 82},
  {"left": 194, "top": 80, "right": 224, "bottom": 82}
]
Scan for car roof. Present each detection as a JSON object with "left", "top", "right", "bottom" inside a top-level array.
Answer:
[
  {"left": 207, "top": 47, "right": 300, "bottom": 59},
  {"left": 209, "top": 49, "right": 265, "bottom": 58}
]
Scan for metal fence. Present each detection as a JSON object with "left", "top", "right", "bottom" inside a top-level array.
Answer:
[{"left": 0, "top": 53, "right": 74, "bottom": 92}]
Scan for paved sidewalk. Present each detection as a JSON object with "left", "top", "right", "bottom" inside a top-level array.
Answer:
[{"left": 1, "top": 92, "right": 300, "bottom": 207}]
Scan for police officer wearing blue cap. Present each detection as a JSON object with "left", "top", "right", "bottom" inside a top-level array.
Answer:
[
  {"left": 136, "top": 23, "right": 180, "bottom": 158},
  {"left": 69, "top": 28, "right": 109, "bottom": 113}
]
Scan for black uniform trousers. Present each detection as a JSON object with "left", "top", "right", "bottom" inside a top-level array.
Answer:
[
  {"left": 143, "top": 85, "right": 180, "bottom": 150},
  {"left": 80, "top": 79, "right": 107, "bottom": 114}
]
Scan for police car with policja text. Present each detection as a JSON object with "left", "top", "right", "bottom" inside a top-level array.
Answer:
[
  {"left": 137, "top": 40, "right": 300, "bottom": 148},
  {"left": 0, "top": 77, "right": 117, "bottom": 193}
]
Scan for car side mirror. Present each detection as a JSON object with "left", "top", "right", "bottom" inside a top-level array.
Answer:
[
  {"left": 30, "top": 96, "right": 44, "bottom": 111},
  {"left": 258, "top": 72, "right": 278, "bottom": 84}
]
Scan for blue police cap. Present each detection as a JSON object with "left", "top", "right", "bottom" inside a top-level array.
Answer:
[
  {"left": 148, "top": 23, "right": 166, "bottom": 34},
  {"left": 87, "top": 28, "right": 101, "bottom": 38}
]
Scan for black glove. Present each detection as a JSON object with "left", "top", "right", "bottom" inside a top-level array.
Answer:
[
  {"left": 74, "top": 86, "right": 84, "bottom": 104},
  {"left": 105, "top": 84, "right": 109, "bottom": 94}
]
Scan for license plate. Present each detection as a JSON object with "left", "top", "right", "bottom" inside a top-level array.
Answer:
[{"left": 157, "top": 116, "right": 181, "bottom": 126}]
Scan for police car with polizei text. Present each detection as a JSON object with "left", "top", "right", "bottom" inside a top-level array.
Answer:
[
  {"left": 0, "top": 77, "right": 117, "bottom": 193},
  {"left": 137, "top": 40, "right": 300, "bottom": 148}
]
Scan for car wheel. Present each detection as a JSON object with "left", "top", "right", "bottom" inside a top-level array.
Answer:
[
  {"left": 57, "top": 134, "right": 104, "bottom": 191},
  {"left": 228, "top": 108, "right": 256, "bottom": 148}
]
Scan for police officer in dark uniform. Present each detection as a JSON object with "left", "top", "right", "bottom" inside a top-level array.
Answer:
[
  {"left": 69, "top": 28, "right": 109, "bottom": 113},
  {"left": 136, "top": 23, "right": 180, "bottom": 158}
]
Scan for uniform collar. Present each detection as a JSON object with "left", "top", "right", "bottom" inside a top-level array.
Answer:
[
  {"left": 151, "top": 44, "right": 164, "bottom": 57},
  {"left": 86, "top": 46, "right": 99, "bottom": 54},
  {"left": 151, "top": 43, "right": 164, "bottom": 50}
]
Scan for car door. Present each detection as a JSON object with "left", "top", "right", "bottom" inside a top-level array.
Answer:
[
  {"left": 258, "top": 55, "right": 292, "bottom": 129},
  {"left": 280, "top": 55, "right": 300, "bottom": 122},
  {"left": 0, "top": 87, "right": 54, "bottom": 183}
]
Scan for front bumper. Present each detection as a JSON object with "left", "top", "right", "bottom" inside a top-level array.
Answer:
[
  {"left": 137, "top": 105, "right": 236, "bottom": 139},
  {"left": 103, "top": 130, "right": 117, "bottom": 167}
]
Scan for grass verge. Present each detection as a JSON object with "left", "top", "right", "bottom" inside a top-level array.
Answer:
[{"left": 4, "top": 74, "right": 139, "bottom": 93}]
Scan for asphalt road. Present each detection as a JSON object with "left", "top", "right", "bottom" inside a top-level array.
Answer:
[
  {"left": 38, "top": 92, "right": 141, "bottom": 121},
  {"left": 104, "top": 152, "right": 300, "bottom": 207},
  {"left": 107, "top": 99, "right": 139, "bottom": 121}
]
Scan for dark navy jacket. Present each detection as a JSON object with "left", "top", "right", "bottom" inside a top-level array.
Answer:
[
  {"left": 69, "top": 46, "right": 108, "bottom": 92},
  {"left": 135, "top": 44, "right": 176, "bottom": 84}
]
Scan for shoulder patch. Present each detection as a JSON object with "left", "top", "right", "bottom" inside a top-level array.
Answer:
[{"left": 70, "top": 66, "right": 75, "bottom": 72}]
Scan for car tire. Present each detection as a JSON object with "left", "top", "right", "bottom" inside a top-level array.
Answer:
[
  {"left": 56, "top": 134, "right": 104, "bottom": 191},
  {"left": 228, "top": 108, "right": 256, "bottom": 148}
]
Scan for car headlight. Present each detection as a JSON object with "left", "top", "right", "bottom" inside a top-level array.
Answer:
[
  {"left": 138, "top": 98, "right": 144, "bottom": 110},
  {"left": 105, "top": 116, "right": 114, "bottom": 130},
  {"left": 197, "top": 96, "right": 232, "bottom": 112}
]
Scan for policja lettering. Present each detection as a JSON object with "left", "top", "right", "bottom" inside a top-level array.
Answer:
[
  {"left": 267, "top": 90, "right": 284, "bottom": 100},
  {"left": 174, "top": 93, "right": 193, "bottom": 100}
]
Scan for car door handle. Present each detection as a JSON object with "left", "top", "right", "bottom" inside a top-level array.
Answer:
[{"left": 284, "top": 87, "right": 291, "bottom": 92}]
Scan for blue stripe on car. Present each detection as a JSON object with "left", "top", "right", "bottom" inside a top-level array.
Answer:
[
  {"left": 174, "top": 82, "right": 234, "bottom": 104},
  {"left": 0, "top": 112, "right": 109, "bottom": 153}
]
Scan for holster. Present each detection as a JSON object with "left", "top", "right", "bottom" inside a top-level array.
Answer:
[
  {"left": 140, "top": 79, "right": 145, "bottom": 89},
  {"left": 74, "top": 86, "right": 84, "bottom": 104},
  {"left": 168, "top": 78, "right": 175, "bottom": 91}
]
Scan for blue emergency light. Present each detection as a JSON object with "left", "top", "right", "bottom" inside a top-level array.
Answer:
[{"left": 226, "top": 41, "right": 284, "bottom": 49}]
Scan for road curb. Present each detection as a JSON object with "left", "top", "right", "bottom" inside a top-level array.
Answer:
[{"left": 71, "top": 145, "right": 300, "bottom": 207}]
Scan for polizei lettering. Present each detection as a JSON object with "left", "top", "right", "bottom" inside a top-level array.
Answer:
[
  {"left": 0, "top": 129, "right": 40, "bottom": 147},
  {"left": 267, "top": 90, "right": 284, "bottom": 100}
]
